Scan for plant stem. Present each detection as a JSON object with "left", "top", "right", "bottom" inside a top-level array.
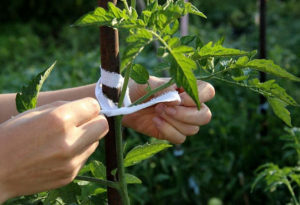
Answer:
[
  {"left": 209, "top": 76, "right": 271, "bottom": 97},
  {"left": 118, "top": 64, "right": 132, "bottom": 107},
  {"left": 131, "top": 79, "right": 175, "bottom": 106},
  {"left": 197, "top": 68, "right": 232, "bottom": 80},
  {"left": 75, "top": 176, "right": 120, "bottom": 190},
  {"left": 114, "top": 65, "right": 132, "bottom": 205},
  {"left": 131, "top": 0, "right": 136, "bottom": 9},
  {"left": 115, "top": 116, "right": 130, "bottom": 205},
  {"left": 286, "top": 181, "right": 299, "bottom": 205},
  {"left": 121, "top": 0, "right": 131, "bottom": 14}
]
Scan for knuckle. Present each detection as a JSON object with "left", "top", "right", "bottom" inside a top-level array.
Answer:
[
  {"left": 46, "top": 109, "right": 69, "bottom": 131},
  {"left": 84, "top": 97, "right": 100, "bottom": 114},
  {"left": 56, "top": 144, "right": 73, "bottom": 159}
]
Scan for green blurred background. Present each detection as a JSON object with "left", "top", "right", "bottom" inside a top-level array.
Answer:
[{"left": 1, "top": 0, "right": 300, "bottom": 204}]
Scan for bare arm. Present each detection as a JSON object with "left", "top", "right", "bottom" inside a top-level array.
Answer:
[{"left": 0, "top": 84, "right": 95, "bottom": 123}]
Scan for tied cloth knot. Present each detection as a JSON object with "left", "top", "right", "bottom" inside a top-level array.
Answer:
[{"left": 95, "top": 67, "right": 181, "bottom": 117}]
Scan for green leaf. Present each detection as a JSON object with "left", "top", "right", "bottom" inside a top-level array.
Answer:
[
  {"left": 75, "top": 8, "right": 111, "bottom": 27},
  {"left": 78, "top": 164, "right": 92, "bottom": 176},
  {"left": 78, "top": 160, "right": 106, "bottom": 180},
  {"left": 90, "top": 160, "right": 106, "bottom": 179},
  {"left": 75, "top": 4, "right": 137, "bottom": 29},
  {"left": 249, "top": 79, "right": 297, "bottom": 106},
  {"left": 121, "top": 29, "right": 153, "bottom": 70},
  {"left": 125, "top": 173, "right": 142, "bottom": 184},
  {"left": 198, "top": 42, "right": 249, "bottom": 58},
  {"left": 44, "top": 182, "right": 81, "bottom": 204},
  {"left": 180, "top": 35, "right": 197, "bottom": 45},
  {"left": 170, "top": 52, "right": 200, "bottom": 109},
  {"left": 168, "top": 37, "right": 181, "bottom": 49},
  {"left": 231, "top": 75, "right": 249, "bottom": 81},
  {"left": 126, "top": 28, "right": 152, "bottom": 43},
  {"left": 130, "top": 64, "right": 150, "bottom": 84},
  {"left": 124, "top": 142, "right": 172, "bottom": 167},
  {"left": 268, "top": 97, "right": 292, "bottom": 127},
  {"left": 107, "top": 2, "right": 123, "bottom": 19},
  {"left": 79, "top": 181, "right": 107, "bottom": 198},
  {"left": 239, "top": 59, "right": 300, "bottom": 82},
  {"left": 16, "top": 61, "right": 56, "bottom": 113},
  {"left": 185, "top": 3, "right": 207, "bottom": 19},
  {"left": 173, "top": 45, "right": 194, "bottom": 53}
]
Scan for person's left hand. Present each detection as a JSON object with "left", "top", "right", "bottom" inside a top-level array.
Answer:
[{"left": 122, "top": 76, "right": 215, "bottom": 144}]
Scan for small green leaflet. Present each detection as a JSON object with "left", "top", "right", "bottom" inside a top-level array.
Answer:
[
  {"left": 79, "top": 160, "right": 106, "bottom": 179},
  {"left": 249, "top": 79, "right": 297, "bottom": 106},
  {"left": 16, "top": 61, "right": 56, "bottom": 113},
  {"left": 90, "top": 161, "right": 106, "bottom": 179},
  {"left": 124, "top": 142, "right": 172, "bottom": 167},
  {"left": 79, "top": 181, "right": 107, "bottom": 197},
  {"left": 184, "top": 2, "right": 207, "bottom": 19},
  {"left": 130, "top": 64, "right": 150, "bottom": 84},
  {"left": 198, "top": 42, "right": 249, "bottom": 58},
  {"left": 125, "top": 173, "right": 142, "bottom": 184},
  {"left": 268, "top": 97, "right": 292, "bottom": 127},
  {"left": 235, "top": 57, "right": 300, "bottom": 81},
  {"left": 122, "top": 29, "right": 153, "bottom": 70},
  {"left": 44, "top": 182, "right": 81, "bottom": 204},
  {"left": 169, "top": 51, "right": 201, "bottom": 109}
]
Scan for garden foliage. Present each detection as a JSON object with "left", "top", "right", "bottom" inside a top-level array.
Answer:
[{"left": 4, "top": 0, "right": 300, "bottom": 204}]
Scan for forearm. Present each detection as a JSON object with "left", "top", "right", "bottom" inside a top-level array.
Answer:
[{"left": 0, "top": 84, "right": 96, "bottom": 123}]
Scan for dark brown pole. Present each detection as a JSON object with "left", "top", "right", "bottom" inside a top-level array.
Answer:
[
  {"left": 259, "top": 0, "right": 268, "bottom": 136},
  {"left": 98, "top": 0, "right": 122, "bottom": 204}
]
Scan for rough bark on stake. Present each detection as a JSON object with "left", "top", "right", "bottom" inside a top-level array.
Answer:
[{"left": 98, "top": 0, "right": 122, "bottom": 204}]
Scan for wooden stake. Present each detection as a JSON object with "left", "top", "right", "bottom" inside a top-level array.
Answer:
[
  {"left": 98, "top": 0, "right": 122, "bottom": 204},
  {"left": 259, "top": 0, "right": 268, "bottom": 136}
]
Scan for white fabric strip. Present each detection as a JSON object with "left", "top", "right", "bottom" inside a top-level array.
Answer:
[{"left": 95, "top": 67, "right": 181, "bottom": 117}]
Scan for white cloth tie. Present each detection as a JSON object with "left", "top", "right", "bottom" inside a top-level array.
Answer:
[{"left": 95, "top": 67, "right": 181, "bottom": 117}]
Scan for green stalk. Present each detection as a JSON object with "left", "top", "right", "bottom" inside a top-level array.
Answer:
[
  {"left": 286, "top": 181, "right": 299, "bottom": 205},
  {"left": 115, "top": 116, "right": 130, "bottom": 205},
  {"left": 118, "top": 64, "right": 132, "bottom": 107},
  {"left": 115, "top": 65, "right": 132, "bottom": 205},
  {"left": 131, "top": 79, "right": 175, "bottom": 106},
  {"left": 121, "top": 0, "right": 131, "bottom": 14},
  {"left": 75, "top": 176, "right": 120, "bottom": 190},
  {"left": 131, "top": 0, "right": 136, "bottom": 9}
]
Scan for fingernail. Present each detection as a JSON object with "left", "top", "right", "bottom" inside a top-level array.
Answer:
[
  {"left": 152, "top": 117, "right": 163, "bottom": 126},
  {"left": 165, "top": 107, "right": 176, "bottom": 116}
]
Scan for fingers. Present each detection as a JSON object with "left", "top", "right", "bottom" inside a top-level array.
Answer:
[
  {"left": 161, "top": 103, "right": 212, "bottom": 126},
  {"left": 50, "top": 97, "right": 100, "bottom": 127},
  {"left": 74, "top": 115, "right": 108, "bottom": 153},
  {"left": 180, "top": 81, "right": 215, "bottom": 106},
  {"left": 159, "top": 111, "right": 200, "bottom": 136},
  {"left": 152, "top": 117, "right": 186, "bottom": 144},
  {"left": 73, "top": 141, "right": 99, "bottom": 174}
]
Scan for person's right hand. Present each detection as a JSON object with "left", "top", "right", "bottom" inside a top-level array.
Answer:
[{"left": 0, "top": 97, "right": 108, "bottom": 203}]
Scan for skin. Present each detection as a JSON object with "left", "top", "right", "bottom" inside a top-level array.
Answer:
[{"left": 0, "top": 77, "right": 214, "bottom": 203}]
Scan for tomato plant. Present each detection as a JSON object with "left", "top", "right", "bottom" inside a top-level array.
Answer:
[{"left": 11, "top": 0, "right": 299, "bottom": 204}]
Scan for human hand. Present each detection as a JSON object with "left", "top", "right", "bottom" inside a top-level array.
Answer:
[
  {"left": 0, "top": 98, "right": 108, "bottom": 203},
  {"left": 122, "top": 76, "right": 215, "bottom": 144}
]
